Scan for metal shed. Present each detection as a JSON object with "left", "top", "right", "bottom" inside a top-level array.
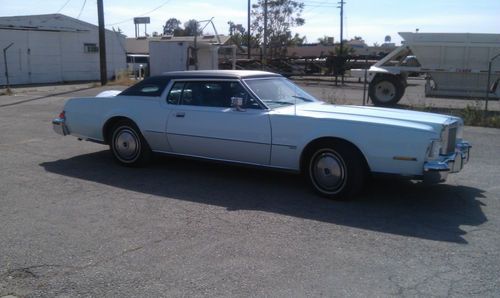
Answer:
[{"left": 0, "top": 14, "right": 126, "bottom": 85}]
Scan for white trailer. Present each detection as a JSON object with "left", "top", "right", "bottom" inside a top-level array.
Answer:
[
  {"left": 352, "top": 32, "right": 500, "bottom": 106},
  {"left": 149, "top": 40, "right": 220, "bottom": 76}
]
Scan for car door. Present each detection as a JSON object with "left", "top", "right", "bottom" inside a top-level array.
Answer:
[{"left": 165, "top": 79, "right": 272, "bottom": 165}]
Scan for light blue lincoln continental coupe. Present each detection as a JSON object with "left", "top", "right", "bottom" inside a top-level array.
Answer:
[{"left": 53, "top": 70, "right": 470, "bottom": 199}]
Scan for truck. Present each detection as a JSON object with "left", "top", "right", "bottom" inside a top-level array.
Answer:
[{"left": 352, "top": 32, "right": 500, "bottom": 106}]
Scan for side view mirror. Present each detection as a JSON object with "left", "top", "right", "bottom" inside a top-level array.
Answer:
[{"left": 231, "top": 96, "right": 245, "bottom": 111}]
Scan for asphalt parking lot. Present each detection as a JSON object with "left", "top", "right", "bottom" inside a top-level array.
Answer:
[{"left": 1, "top": 83, "right": 500, "bottom": 297}]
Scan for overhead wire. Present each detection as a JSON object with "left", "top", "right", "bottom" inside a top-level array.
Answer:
[
  {"left": 56, "top": 0, "right": 73, "bottom": 13},
  {"left": 303, "top": 0, "right": 337, "bottom": 14},
  {"left": 76, "top": 0, "right": 87, "bottom": 19}
]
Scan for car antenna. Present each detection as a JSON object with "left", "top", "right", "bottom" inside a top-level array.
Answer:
[{"left": 294, "top": 87, "right": 297, "bottom": 116}]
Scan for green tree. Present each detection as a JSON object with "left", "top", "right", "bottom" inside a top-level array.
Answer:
[
  {"left": 290, "top": 33, "right": 306, "bottom": 46},
  {"left": 163, "top": 18, "right": 182, "bottom": 35},
  {"left": 183, "top": 19, "right": 202, "bottom": 36},
  {"left": 251, "top": 0, "right": 305, "bottom": 58},
  {"left": 228, "top": 20, "right": 261, "bottom": 57},
  {"left": 228, "top": 21, "right": 245, "bottom": 36},
  {"left": 317, "top": 35, "right": 333, "bottom": 45}
]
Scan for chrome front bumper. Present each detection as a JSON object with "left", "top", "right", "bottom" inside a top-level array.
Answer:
[
  {"left": 52, "top": 117, "right": 70, "bottom": 136},
  {"left": 423, "top": 141, "right": 471, "bottom": 183}
]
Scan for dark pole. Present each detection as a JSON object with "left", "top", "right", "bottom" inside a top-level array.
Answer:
[
  {"left": 338, "top": 1, "right": 345, "bottom": 84},
  {"left": 3, "top": 42, "right": 14, "bottom": 91},
  {"left": 263, "top": 0, "right": 268, "bottom": 67},
  {"left": 194, "top": 22, "right": 199, "bottom": 70},
  {"left": 362, "top": 56, "right": 368, "bottom": 105},
  {"left": 247, "top": 0, "right": 251, "bottom": 60},
  {"left": 97, "top": 0, "right": 107, "bottom": 85}
]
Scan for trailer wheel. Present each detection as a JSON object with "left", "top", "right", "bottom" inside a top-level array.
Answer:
[{"left": 369, "top": 75, "right": 405, "bottom": 106}]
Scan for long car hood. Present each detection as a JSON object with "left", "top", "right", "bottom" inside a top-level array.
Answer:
[{"left": 295, "top": 102, "right": 456, "bottom": 130}]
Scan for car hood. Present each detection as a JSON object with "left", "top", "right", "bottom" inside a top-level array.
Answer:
[{"left": 281, "top": 102, "right": 457, "bottom": 131}]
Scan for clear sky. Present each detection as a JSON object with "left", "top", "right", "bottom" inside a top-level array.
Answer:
[{"left": 1, "top": 0, "right": 499, "bottom": 45}]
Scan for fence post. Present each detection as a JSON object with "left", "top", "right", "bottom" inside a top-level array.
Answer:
[
  {"left": 362, "top": 57, "right": 368, "bottom": 106},
  {"left": 485, "top": 53, "right": 500, "bottom": 119},
  {"left": 3, "top": 42, "right": 14, "bottom": 92}
]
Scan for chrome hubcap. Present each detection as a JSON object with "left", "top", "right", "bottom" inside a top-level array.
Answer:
[
  {"left": 311, "top": 151, "right": 346, "bottom": 192},
  {"left": 114, "top": 128, "right": 139, "bottom": 161},
  {"left": 375, "top": 81, "right": 396, "bottom": 102}
]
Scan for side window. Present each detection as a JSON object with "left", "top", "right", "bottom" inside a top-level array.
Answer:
[
  {"left": 177, "top": 81, "right": 261, "bottom": 109},
  {"left": 180, "top": 81, "right": 228, "bottom": 107},
  {"left": 166, "top": 82, "right": 184, "bottom": 104}
]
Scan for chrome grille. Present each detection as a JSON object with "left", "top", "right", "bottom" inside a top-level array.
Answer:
[
  {"left": 446, "top": 126, "right": 457, "bottom": 154},
  {"left": 441, "top": 123, "right": 458, "bottom": 155}
]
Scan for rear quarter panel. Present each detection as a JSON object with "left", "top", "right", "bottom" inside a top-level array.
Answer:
[{"left": 64, "top": 96, "right": 170, "bottom": 148}]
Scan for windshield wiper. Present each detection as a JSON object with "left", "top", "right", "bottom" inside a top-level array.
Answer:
[
  {"left": 263, "top": 100, "right": 294, "bottom": 106},
  {"left": 292, "top": 95, "right": 314, "bottom": 102}
]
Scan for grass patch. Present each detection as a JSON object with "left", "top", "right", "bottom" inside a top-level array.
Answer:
[
  {"left": 0, "top": 88, "right": 13, "bottom": 96},
  {"left": 400, "top": 102, "right": 500, "bottom": 128},
  {"left": 108, "top": 70, "right": 137, "bottom": 86}
]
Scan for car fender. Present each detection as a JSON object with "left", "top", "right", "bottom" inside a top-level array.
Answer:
[{"left": 270, "top": 115, "right": 437, "bottom": 175}]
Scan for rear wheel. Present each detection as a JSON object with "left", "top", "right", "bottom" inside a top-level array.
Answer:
[
  {"left": 369, "top": 74, "right": 405, "bottom": 106},
  {"left": 305, "top": 142, "right": 367, "bottom": 200},
  {"left": 110, "top": 120, "right": 151, "bottom": 167}
]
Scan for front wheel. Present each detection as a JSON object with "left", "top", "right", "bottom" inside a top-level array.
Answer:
[
  {"left": 110, "top": 120, "right": 151, "bottom": 167},
  {"left": 369, "top": 75, "right": 405, "bottom": 106},
  {"left": 305, "top": 142, "right": 367, "bottom": 200}
]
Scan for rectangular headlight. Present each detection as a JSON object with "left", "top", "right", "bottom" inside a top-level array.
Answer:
[
  {"left": 456, "top": 123, "right": 464, "bottom": 140},
  {"left": 428, "top": 140, "right": 442, "bottom": 159}
]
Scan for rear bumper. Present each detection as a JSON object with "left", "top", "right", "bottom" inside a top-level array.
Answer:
[
  {"left": 423, "top": 141, "right": 471, "bottom": 183},
  {"left": 52, "top": 117, "right": 70, "bottom": 136}
]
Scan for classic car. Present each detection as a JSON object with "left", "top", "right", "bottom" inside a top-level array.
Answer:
[{"left": 52, "top": 70, "right": 470, "bottom": 199}]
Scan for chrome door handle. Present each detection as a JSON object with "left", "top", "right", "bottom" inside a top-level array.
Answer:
[{"left": 175, "top": 112, "right": 185, "bottom": 118}]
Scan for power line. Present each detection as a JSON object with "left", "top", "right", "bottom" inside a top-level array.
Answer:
[
  {"left": 303, "top": 0, "right": 333, "bottom": 2},
  {"left": 303, "top": 0, "right": 338, "bottom": 6},
  {"left": 303, "top": 0, "right": 335, "bottom": 3},
  {"left": 76, "top": 0, "right": 87, "bottom": 19},
  {"left": 108, "top": 0, "right": 172, "bottom": 26},
  {"left": 303, "top": 0, "right": 337, "bottom": 13},
  {"left": 56, "top": 0, "right": 73, "bottom": 13}
]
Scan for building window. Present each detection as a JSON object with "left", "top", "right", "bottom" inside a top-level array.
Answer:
[{"left": 84, "top": 43, "right": 99, "bottom": 53}]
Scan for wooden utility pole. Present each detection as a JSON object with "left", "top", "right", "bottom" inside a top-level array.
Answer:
[
  {"left": 97, "top": 0, "right": 107, "bottom": 85},
  {"left": 339, "top": 1, "right": 345, "bottom": 55},
  {"left": 263, "top": 0, "right": 268, "bottom": 66},
  {"left": 338, "top": 1, "right": 346, "bottom": 84},
  {"left": 247, "top": 0, "right": 251, "bottom": 60}
]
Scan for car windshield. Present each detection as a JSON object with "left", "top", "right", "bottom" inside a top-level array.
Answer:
[{"left": 243, "top": 77, "right": 317, "bottom": 109}]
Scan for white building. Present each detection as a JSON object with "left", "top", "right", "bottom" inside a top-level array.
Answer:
[
  {"left": 0, "top": 14, "right": 126, "bottom": 85},
  {"left": 125, "top": 35, "right": 232, "bottom": 76}
]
